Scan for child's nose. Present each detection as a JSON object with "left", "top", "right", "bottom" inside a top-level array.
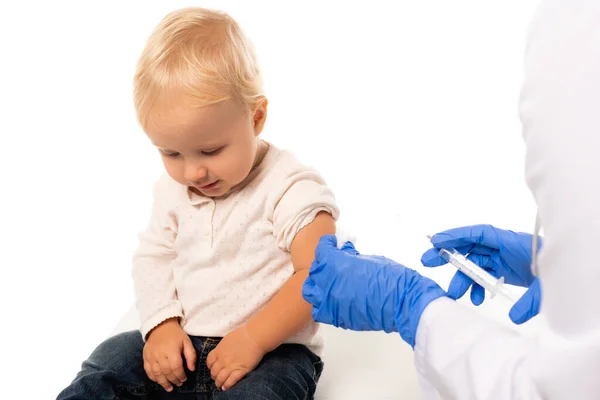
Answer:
[{"left": 184, "top": 163, "right": 208, "bottom": 182}]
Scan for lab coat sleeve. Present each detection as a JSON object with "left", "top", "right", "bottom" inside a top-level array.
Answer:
[{"left": 413, "top": 1, "right": 600, "bottom": 399}]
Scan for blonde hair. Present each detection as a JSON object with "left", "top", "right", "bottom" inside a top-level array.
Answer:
[{"left": 133, "top": 7, "right": 264, "bottom": 129}]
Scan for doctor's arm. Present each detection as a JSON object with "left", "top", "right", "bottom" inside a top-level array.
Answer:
[
  {"left": 414, "top": 1, "right": 600, "bottom": 398},
  {"left": 303, "top": 1, "right": 600, "bottom": 399}
]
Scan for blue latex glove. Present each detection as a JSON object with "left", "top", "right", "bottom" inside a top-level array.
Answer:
[
  {"left": 303, "top": 235, "right": 447, "bottom": 347},
  {"left": 510, "top": 278, "right": 541, "bottom": 324},
  {"left": 421, "top": 224, "right": 542, "bottom": 324}
]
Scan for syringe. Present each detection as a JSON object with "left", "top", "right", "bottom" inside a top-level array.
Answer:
[{"left": 431, "top": 243, "right": 520, "bottom": 303}]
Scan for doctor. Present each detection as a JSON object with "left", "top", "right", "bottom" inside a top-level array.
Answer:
[{"left": 302, "top": 0, "right": 600, "bottom": 398}]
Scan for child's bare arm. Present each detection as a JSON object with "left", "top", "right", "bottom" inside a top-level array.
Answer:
[
  {"left": 206, "top": 211, "right": 335, "bottom": 390},
  {"left": 244, "top": 211, "right": 335, "bottom": 350}
]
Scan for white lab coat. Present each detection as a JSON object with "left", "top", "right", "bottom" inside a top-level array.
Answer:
[{"left": 413, "top": 0, "right": 600, "bottom": 399}]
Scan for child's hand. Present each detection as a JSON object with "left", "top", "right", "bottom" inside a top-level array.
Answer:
[
  {"left": 143, "top": 318, "right": 197, "bottom": 392},
  {"left": 207, "top": 326, "right": 266, "bottom": 391}
]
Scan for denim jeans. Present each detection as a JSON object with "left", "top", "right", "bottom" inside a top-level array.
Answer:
[{"left": 57, "top": 331, "right": 323, "bottom": 400}]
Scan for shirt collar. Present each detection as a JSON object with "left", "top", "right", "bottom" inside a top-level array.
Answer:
[{"left": 184, "top": 141, "right": 274, "bottom": 206}]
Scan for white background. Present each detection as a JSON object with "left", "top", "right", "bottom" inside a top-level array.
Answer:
[{"left": 0, "top": 1, "right": 541, "bottom": 398}]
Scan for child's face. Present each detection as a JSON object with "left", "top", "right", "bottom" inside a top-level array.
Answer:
[{"left": 145, "top": 100, "right": 267, "bottom": 197}]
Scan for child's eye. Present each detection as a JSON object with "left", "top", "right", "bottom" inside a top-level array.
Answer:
[
  {"left": 202, "top": 147, "right": 224, "bottom": 156},
  {"left": 161, "top": 150, "right": 180, "bottom": 157}
]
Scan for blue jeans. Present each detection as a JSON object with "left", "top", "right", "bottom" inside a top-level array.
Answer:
[{"left": 57, "top": 331, "right": 323, "bottom": 400}]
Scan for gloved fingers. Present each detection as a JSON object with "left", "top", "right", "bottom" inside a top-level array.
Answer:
[
  {"left": 466, "top": 253, "right": 532, "bottom": 288},
  {"left": 509, "top": 278, "right": 542, "bottom": 324},
  {"left": 466, "top": 253, "right": 496, "bottom": 272},
  {"left": 447, "top": 271, "right": 474, "bottom": 300},
  {"left": 302, "top": 277, "right": 322, "bottom": 307},
  {"left": 430, "top": 224, "right": 501, "bottom": 250},
  {"left": 470, "top": 283, "right": 485, "bottom": 306},
  {"left": 421, "top": 247, "right": 446, "bottom": 267},
  {"left": 465, "top": 244, "right": 494, "bottom": 256},
  {"left": 311, "top": 305, "right": 325, "bottom": 324},
  {"left": 340, "top": 241, "right": 360, "bottom": 255},
  {"left": 315, "top": 234, "right": 338, "bottom": 261},
  {"left": 312, "top": 301, "right": 337, "bottom": 327},
  {"left": 421, "top": 245, "right": 472, "bottom": 267},
  {"left": 307, "top": 255, "right": 327, "bottom": 275}
]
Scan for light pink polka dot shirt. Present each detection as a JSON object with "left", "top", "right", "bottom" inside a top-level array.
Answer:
[{"left": 132, "top": 144, "right": 339, "bottom": 355}]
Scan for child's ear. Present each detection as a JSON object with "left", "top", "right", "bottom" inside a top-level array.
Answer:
[{"left": 252, "top": 97, "right": 268, "bottom": 136}]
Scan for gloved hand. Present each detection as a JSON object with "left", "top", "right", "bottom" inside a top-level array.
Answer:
[
  {"left": 303, "top": 235, "right": 447, "bottom": 347},
  {"left": 510, "top": 278, "right": 541, "bottom": 324},
  {"left": 421, "top": 224, "right": 542, "bottom": 324}
]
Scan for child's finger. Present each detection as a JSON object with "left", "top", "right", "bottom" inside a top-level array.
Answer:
[
  {"left": 215, "top": 367, "right": 232, "bottom": 390},
  {"left": 183, "top": 337, "right": 197, "bottom": 371},
  {"left": 165, "top": 371, "right": 183, "bottom": 387},
  {"left": 206, "top": 349, "right": 217, "bottom": 369},
  {"left": 168, "top": 355, "right": 187, "bottom": 383},
  {"left": 152, "top": 360, "right": 163, "bottom": 380},
  {"left": 158, "top": 355, "right": 172, "bottom": 376},
  {"left": 221, "top": 369, "right": 246, "bottom": 391},
  {"left": 153, "top": 367, "right": 173, "bottom": 392},
  {"left": 154, "top": 359, "right": 174, "bottom": 391},
  {"left": 144, "top": 361, "right": 156, "bottom": 382},
  {"left": 156, "top": 375, "right": 173, "bottom": 392},
  {"left": 209, "top": 360, "right": 223, "bottom": 380}
]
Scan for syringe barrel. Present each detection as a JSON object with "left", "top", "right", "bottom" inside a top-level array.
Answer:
[
  {"left": 438, "top": 248, "right": 519, "bottom": 303},
  {"left": 439, "top": 248, "right": 502, "bottom": 291}
]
